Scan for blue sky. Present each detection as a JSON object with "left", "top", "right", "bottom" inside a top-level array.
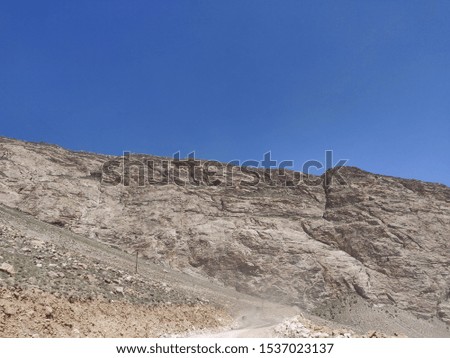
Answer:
[{"left": 1, "top": 1, "right": 449, "bottom": 185}]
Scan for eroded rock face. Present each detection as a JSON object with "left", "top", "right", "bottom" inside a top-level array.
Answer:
[{"left": 0, "top": 137, "right": 449, "bottom": 323}]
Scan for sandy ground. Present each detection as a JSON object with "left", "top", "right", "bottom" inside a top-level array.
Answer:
[{"left": 0, "top": 286, "right": 231, "bottom": 338}]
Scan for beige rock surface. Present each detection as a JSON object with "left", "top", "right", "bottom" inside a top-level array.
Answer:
[{"left": 0, "top": 136, "right": 449, "bottom": 337}]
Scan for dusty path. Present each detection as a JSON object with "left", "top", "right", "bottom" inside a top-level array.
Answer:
[
  {"left": 194, "top": 321, "right": 278, "bottom": 338},
  {"left": 190, "top": 303, "right": 299, "bottom": 338}
]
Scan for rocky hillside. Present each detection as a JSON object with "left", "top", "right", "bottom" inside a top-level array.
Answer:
[
  {"left": 0, "top": 205, "right": 233, "bottom": 337},
  {"left": 0, "top": 136, "right": 449, "bottom": 332}
]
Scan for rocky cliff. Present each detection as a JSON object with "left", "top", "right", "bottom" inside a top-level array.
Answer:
[{"left": 0, "top": 136, "right": 449, "bottom": 327}]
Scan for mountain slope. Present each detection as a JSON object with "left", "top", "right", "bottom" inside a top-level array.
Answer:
[{"left": 0, "top": 136, "right": 449, "bottom": 334}]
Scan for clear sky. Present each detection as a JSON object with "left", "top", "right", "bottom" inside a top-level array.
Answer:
[{"left": 1, "top": 1, "right": 449, "bottom": 185}]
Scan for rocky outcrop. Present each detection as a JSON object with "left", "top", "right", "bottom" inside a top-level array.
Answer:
[
  {"left": 273, "top": 315, "right": 397, "bottom": 338},
  {"left": 0, "top": 136, "right": 449, "bottom": 325}
]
